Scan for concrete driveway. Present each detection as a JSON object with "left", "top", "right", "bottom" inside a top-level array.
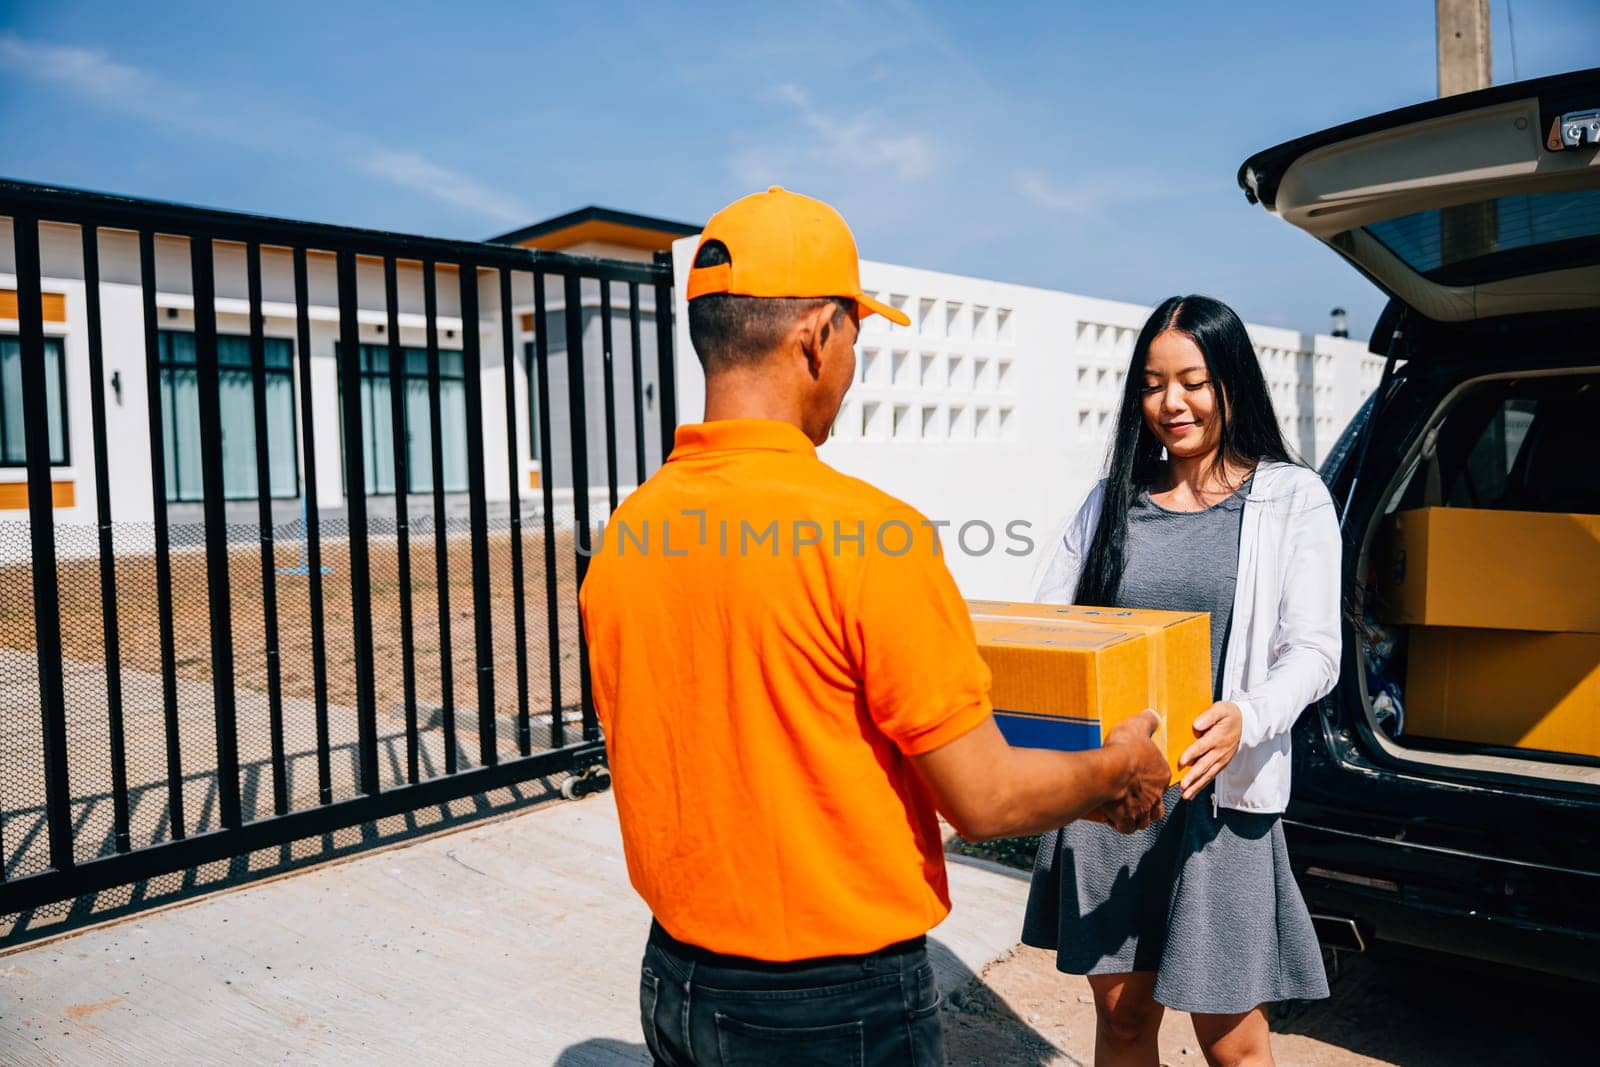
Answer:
[{"left": 0, "top": 790, "right": 1036, "bottom": 1065}]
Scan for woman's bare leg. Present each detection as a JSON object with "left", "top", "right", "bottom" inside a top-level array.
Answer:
[
  {"left": 1191, "top": 1006, "right": 1274, "bottom": 1067},
  {"left": 1087, "top": 972, "right": 1164, "bottom": 1066}
]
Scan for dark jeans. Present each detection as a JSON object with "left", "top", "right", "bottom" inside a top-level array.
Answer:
[{"left": 640, "top": 920, "right": 943, "bottom": 1066}]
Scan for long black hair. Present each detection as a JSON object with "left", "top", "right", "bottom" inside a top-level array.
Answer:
[{"left": 1073, "top": 295, "right": 1296, "bottom": 606}]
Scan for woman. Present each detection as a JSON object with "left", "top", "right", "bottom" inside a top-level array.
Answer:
[{"left": 1022, "top": 295, "right": 1339, "bottom": 1066}]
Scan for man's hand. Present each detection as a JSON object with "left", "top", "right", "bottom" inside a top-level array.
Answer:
[
  {"left": 911, "top": 709, "right": 1171, "bottom": 841},
  {"left": 1179, "top": 700, "right": 1243, "bottom": 801},
  {"left": 1097, "top": 710, "right": 1169, "bottom": 833}
]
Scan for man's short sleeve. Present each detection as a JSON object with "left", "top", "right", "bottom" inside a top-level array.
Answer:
[{"left": 846, "top": 505, "right": 993, "bottom": 756}]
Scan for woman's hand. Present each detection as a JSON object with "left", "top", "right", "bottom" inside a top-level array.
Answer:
[{"left": 1178, "top": 701, "right": 1243, "bottom": 801}]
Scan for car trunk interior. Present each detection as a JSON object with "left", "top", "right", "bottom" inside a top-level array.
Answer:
[{"left": 1351, "top": 364, "right": 1600, "bottom": 788}]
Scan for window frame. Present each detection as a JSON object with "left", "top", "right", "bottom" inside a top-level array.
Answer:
[
  {"left": 339, "top": 341, "right": 470, "bottom": 496},
  {"left": 156, "top": 329, "right": 301, "bottom": 502},
  {"left": 0, "top": 334, "right": 71, "bottom": 468}
]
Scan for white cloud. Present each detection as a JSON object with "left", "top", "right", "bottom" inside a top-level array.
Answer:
[
  {"left": 1017, "top": 171, "right": 1090, "bottom": 213},
  {"left": 0, "top": 32, "right": 531, "bottom": 225},
  {"left": 360, "top": 150, "right": 530, "bottom": 225},
  {"left": 878, "top": 0, "right": 1006, "bottom": 105},
  {"left": 736, "top": 83, "right": 938, "bottom": 187},
  {"left": 0, "top": 34, "right": 158, "bottom": 103},
  {"left": 775, "top": 83, "right": 809, "bottom": 109},
  {"left": 0, "top": 32, "right": 240, "bottom": 142}
]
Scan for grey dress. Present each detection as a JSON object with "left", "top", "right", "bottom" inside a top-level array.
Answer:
[{"left": 1020, "top": 477, "right": 1329, "bottom": 1014}]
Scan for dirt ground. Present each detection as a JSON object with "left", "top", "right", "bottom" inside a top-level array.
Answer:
[
  {"left": 0, "top": 525, "right": 590, "bottom": 874},
  {"left": 0, "top": 525, "right": 586, "bottom": 726},
  {"left": 940, "top": 939, "right": 1590, "bottom": 1066}
]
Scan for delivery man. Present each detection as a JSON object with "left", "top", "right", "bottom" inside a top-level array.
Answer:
[{"left": 579, "top": 186, "right": 1169, "bottom": 1065}]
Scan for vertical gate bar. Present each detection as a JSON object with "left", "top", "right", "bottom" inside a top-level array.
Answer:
[
  {"left": 531, "top": 272, "right": 563, "bottom": 749},
  {"left": 627, "top": 282, "right": 646, "bottom": 487},
  {"left": 140, "top": 229, "right": 186, "bottom": 839},
  {"left": 248, "top": 242, "right": 289, "bottom": 818},
  {"left": 292, "top": 247, "right": 333, "bottom": 805},
  {"left": 652, "top": 253, "right": 678, "bottom": 467},
  {"left": 82, "top": 224, "right": 133, "bottom": 853},
  {"left": 561, "top": 273, "right": 597, "bottom": 741},
  {"left": 385, "top": 257, "right": 420, "bottom": 785},
  {"left": 458, "top": 265, "right": 498, "bottom": 766},
  {"left": 336, "top": 250, "right": 381, "bottom": 796},
  {"left": 600, "top": 281, "right": 620, "bottom": 513},
  {"left": 189, "top": 235, "right": 243, "bottom": 832},
  {"left": 14, "top": 213, "right": 75, "bottom": 871},
  {"left": 499, "top": 269, "right": 532, "bottom": 757},
  {"left": 422, "top": 259, "right": 457, "bottom": 773}
]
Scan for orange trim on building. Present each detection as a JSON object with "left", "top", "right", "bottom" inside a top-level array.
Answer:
[
  {"left": 512, "top": 218, "right": 683, "bottom": 253},
  {"left": 0, "top": 481, "right": 75, "bottom": 509},
  {"left": 0, "top": 290, "right": 67, "bottom": 322},
  {"left": 529, "top": 469, "right": 541, "bottom": 490}
]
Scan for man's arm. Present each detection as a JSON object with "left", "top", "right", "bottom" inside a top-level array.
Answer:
[{"left": 911, "top": 711, "right": 1169, "bottom": 840}]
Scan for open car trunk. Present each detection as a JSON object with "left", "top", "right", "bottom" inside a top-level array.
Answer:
[
  {"left": 1351, "top": 363, "right": 1600, "bottom": 787},
  {"left": 1240, "top": 69, "right": 1600, "bottom": 787},
  {"left": 1239, "top": 67, "right": 1600, "bottom": 323}
]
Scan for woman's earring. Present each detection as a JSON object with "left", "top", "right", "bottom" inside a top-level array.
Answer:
[{"left": 1160, "top": 446, "right": 1168, "bottom": 461}]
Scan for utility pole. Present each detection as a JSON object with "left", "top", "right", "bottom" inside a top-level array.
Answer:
[
  {"left": 1436, "top": 0, "right": 1494, "bottom": 264},
  {"left": 1437, "top": 0, "right": 1492, "bottom": 98}
]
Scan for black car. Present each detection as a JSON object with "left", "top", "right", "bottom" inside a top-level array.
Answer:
[{"left": 1237, "top": 67, "right": 1600, "bottom": 982}]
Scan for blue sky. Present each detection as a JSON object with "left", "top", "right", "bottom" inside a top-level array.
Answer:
[{"left": 2, "top": 1, "right": 1596, "bottom": 339}]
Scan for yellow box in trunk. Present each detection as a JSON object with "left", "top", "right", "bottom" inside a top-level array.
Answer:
[
  {"left": 1404, "top": 627, "right": 1600, "bottom": 758},
  {"left": 1380, "top": 508, "right": 1600, "bottom": 634},
  {"left": 967, "top": 601, "right": 1213, "bottom": 783}
]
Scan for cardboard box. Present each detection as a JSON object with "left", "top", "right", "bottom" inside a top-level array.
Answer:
[
  {"left": 1380, "top": 508, "right": 1600, "bottom": 634},
  {"left": 967, "top": 600, "right": 1212, "bottom": 782},
  {"left": 1404, "top": 626, "right": 1600, "bottom": 758}
]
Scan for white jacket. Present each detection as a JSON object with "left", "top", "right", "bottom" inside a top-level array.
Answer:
[{"left": 1035, "top": 461, "right": 1342, "bottom": 814}]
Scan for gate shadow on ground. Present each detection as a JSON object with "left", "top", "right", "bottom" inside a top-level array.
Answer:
[
  {"left": 553, "top": 936, "right": 1063, "bottom": 1066},
  {"left": 0, "top": 766, "right": 570, "bottom": 951}
]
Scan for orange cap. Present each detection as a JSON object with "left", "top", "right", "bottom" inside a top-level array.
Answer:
[{"left": 686, "top": 187, "right": 910, "bottom": 326}]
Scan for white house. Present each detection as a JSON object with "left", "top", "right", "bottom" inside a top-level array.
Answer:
[{"left": 0, "top": 207, "right": 696, "bottom": 543}]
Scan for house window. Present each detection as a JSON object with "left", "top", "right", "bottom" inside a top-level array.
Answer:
[
  {"left": 343, "top": 344, "right": 469, "bottom": 495},
  {"left": 157, "top": 331, "right": 298, "bottom": 501},
  {"left": 0, "top": 336, "right": 69, "bottom": 466}
]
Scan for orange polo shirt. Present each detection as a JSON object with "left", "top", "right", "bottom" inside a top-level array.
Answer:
[{"left": 579, "top": 419, "right": 994, "bottom": 961}]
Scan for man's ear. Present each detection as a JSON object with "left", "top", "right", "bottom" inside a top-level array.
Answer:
[{"left": 795, "top": 302, "right": 835, "bottom": 381}]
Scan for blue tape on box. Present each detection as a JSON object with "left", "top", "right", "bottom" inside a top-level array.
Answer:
[{"left": 993, "top": 709, "right": 1102, "bottom": 751}]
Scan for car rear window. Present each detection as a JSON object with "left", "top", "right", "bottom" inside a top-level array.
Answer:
[
  {"left": 1363, "top": 188, "right": 1600, "bottom": 284},
  {"left": 1394, "top": 374, "right": 1600, "bottom": 515}
]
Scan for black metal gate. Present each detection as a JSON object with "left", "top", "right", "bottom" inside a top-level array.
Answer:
[{"left": 0, "top": 179, "right": 676, "bottom": 928}]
